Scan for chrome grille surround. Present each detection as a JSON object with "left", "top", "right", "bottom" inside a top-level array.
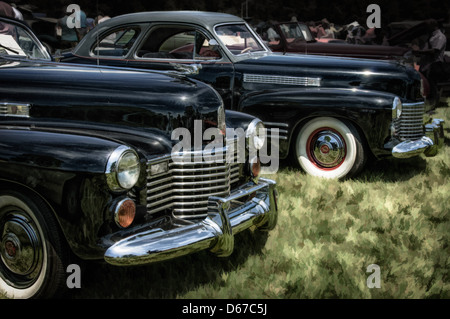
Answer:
[
  {"left": 146, "top": 143, "right": 241, "bottom": 220},
  {"left": 393, "top": 102, "right": 425, "bottom": 141}
]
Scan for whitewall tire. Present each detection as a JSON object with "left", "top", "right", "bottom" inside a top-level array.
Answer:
[{"left": 293, "top": 117, "right": 366, "bottom": 179}]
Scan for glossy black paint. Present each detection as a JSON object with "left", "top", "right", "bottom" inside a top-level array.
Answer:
[
  {"left": 239, "top": 88, "right": 395, "bottom": 158},
  {"left": 0, "top": 17, "right": 259, "bottom": 260},
  {"left": 0, "top": 129, "right": 120, "bottom": 258},
  {"left": 63, "top": 11, "right": 422, "bottom": 159}
]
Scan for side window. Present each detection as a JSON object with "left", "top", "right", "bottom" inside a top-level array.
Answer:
[
  {"left": 91, "top": 27, "right": 140, "bottom": 57},
  {"left": 137, "top": 26, "right": 221, "bottom": 60}
]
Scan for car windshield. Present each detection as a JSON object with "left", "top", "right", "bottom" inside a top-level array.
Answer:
[
  {"left": 215, "top": 24, "right": 266, "bottom": 56},
  {"left": 279, "top": 23, "right": 314, "bottom": 42},
  {"left": 0, "top": 20, "right": 50, "bottom": 60}
]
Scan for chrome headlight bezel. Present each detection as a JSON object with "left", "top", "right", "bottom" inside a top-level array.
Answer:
[
  {"left": 246, "top": 119, "right": 266, "bottom": 151},
  {"left": 106, "top": 146, "right": 141, "bottom": 192},
  {"left": 392, "top": 96, "right": 402, "bottom": 119}
]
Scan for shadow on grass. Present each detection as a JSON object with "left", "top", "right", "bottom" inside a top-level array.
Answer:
[
  {"left": 354, "top": 156, "right": 430, "bottom": 183},
  {"left": 68, "top": 229, "right": 269, "bottom": 299},
  {"left": 277, "top": 156, "right": 430, "bottom": 183}
]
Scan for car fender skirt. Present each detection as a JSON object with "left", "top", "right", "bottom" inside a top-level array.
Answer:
[{"left": 104, "top": 178, "right": 278, "bottom": 266}]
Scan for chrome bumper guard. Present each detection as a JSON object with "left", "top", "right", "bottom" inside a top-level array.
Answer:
[
  {"left": 104, "top": 178, "right": 278, "bottom": 266},
  {"left": 392, "top": 118, "right": 445, "bottom": 158}
]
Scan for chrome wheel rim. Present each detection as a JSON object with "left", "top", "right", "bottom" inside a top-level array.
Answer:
[{"left": 306, "top": 127, "right": 347, "bottom": 170}]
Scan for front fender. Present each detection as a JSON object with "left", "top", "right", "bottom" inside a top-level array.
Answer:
[
  {"left": 0, "top": 128, "right": 133, "bottom": 259},
  {"left": 0, "top": 128, "right": 123, "bottom": 174},
  {"left": 225, "top": 109, "right": 257, "bottom": 132},
  {"left": 238, "top": 88, "right": 396, "bottom": 158}
]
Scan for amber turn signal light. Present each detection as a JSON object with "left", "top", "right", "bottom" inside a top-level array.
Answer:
[
  {"left": 250, "top": 157, "right": 261, "bottom": 179},
  {"left": 114, "top": 198, "right": 136, "bottom": 228}
]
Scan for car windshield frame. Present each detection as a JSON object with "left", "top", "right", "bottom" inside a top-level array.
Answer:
[
  {"left": 213, "top": 22, "right": 270, "bottom": 61},
  {"left": 0, "top": 17, "right": 51, "bottom": 61}
]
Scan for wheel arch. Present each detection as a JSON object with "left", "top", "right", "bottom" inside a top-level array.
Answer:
[
  {"left": 288, "top": 114, "right": 373, "bottom": 160},
  {"left": 0, "top": 180, "right": 72, "bottom": 298},
  {"left": 239, "top": 87, "right": 396, "bottom": 160},
  {"left": 0, "top": 179, "right": 72, "bottom": 254}
]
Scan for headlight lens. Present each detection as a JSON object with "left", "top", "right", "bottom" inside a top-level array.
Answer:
[
  {"left": 106, "top": 146, "right": 140, "bottom": 192},
  {"left": 392, "top": 97, "right": 402, "bottom": 119},
  {"left": 246, "top": 119, "right": 266, "bottom": 150}
]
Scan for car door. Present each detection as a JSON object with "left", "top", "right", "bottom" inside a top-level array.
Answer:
[{"left": 126, "top": 24, "right": 236, "bottom": 110}]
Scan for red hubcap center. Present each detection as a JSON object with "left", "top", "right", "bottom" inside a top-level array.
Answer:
[
  {"left": 320, "top": 145, "right": 330, "bottom": 154},
  {"left": 5, "top": 241, "right": 16, "bottom": 257}
]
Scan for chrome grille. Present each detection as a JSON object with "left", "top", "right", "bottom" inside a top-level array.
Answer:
[
  {"left": 146, "top": 144, "right": 241, "bottom": 219},
  {"left": 394, "top": 102, "right": 425, "bottom": 141}
]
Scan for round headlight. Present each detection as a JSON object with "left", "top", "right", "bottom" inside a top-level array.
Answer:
[
  {"left": 106, "top": 146, "right": 140, "bottom": 192},
  {"left": 392, "top": 97, "right": 402, "bottom": 119},
  {"left": 246, "top": 119, "right": 266, "bottom": 150}
]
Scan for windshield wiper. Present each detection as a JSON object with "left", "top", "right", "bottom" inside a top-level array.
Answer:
[{"left": 0, "top": 43, "right": 19, "bottom": 55}]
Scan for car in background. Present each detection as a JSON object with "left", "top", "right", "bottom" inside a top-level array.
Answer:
[
  {"left": 61, "top": 11, "right": 445, "bottom": 180},
  {"left": 0, "top": 16, "right": 278, "bottom": 299},
  {"left": 257, "top": 21, "right": 411, "bottom": 61}
]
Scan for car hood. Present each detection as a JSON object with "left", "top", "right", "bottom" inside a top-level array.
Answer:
[
  {"left": 235, "top": 53, "right": 421, "bottom": 101},
  {"left": 0, "top": 58, "right": 224, "bottom": 150}
]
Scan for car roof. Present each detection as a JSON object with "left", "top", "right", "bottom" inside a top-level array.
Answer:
[
  {"left": 101, "top": 11, "right": 244, "bottom": 28},
  {"left": 73, "top": 11, "right": 258, "bottom": 60}
]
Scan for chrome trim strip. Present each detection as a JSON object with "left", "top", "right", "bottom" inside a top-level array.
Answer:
[
  {"left": 244, "top": 74, "right": 321, "bottom": 87},
  {"left": 264, "top": 122, "right": 289, "bottom": 128},
  {"left": 402, "top": 102, "right": 426, "bottom": 106},
  {"left": 0, "top": 103, "right": 30, "bottom": 118}
]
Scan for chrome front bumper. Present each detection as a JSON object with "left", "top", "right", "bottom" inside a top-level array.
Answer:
[
  {"left": 392, "top": 118, "right": 445, "bottom": 158},
  {"left": 104, "top": 178, "right": 278, "bottom": 266}
]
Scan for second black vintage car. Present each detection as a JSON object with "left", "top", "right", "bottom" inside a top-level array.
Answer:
[
  {"left": 62, "top": 11, "right": 445, "bottom": 180},
  {"left": 0, "top": 16, "right": 277, "bottom": 299}
]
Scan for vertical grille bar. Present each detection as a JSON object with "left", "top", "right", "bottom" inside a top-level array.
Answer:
[
  {"left": 394, "top": 102, "right": 425, "bottom": 141},
  {"left": 146, "top": 142, "right": 242, "bottom": 219}
]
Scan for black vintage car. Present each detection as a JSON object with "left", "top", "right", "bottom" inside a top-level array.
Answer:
[
  {"left": 62, "top": 11, "right": 445, "bottom": 180},
  {"left": 0, "top": 17, "right": 277, "bottom": 298}
]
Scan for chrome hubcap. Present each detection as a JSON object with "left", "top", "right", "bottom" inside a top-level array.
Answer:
[
  {"left": 307, "top": 128, "right": 347, "bottom": 169},
  {"left": 1, "top": 212, "right": 43, "bottom": 288}
]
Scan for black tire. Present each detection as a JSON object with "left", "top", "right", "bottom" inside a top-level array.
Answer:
[
  {"left": 292, "top": 117, "right": 366, "bottom": 179},
  {"left": 0, "top": 190, "right": 69, "bottom": 299}
]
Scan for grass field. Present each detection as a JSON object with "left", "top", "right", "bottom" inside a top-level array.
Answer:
[
  {"left": 2, "top": 104, "right": 447, "bottom": 300},
  {"left": 68, "top": 103, "right": 449, "bottom": 299}
]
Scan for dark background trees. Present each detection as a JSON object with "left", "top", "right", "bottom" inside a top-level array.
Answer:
[{"left": 15, "top": 0, "right": 450, "bottom": 25}]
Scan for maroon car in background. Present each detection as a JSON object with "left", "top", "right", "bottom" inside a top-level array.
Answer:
[
  {"left": 257, "top": 21, "right": 450, "bottom": 109},
  {"left": 259, "top": 22, "right": 410, "bottom": 60}
]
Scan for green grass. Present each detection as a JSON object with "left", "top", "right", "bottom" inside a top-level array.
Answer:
[
  {"left": 68, "top": 103, "right": 449, "bottom": 299},
  {"left": 2, "top": 104, "right": 447, "bottom": 300}
]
